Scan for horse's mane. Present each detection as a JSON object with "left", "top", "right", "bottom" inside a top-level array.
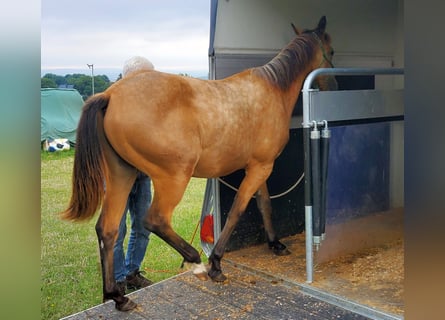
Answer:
[{"left": 253, "top": 32, "right": 319, "bottom": 90}]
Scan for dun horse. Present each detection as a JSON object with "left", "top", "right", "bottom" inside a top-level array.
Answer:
[{"left": 61, "top": 16, "right": 336, "bottom": 311}]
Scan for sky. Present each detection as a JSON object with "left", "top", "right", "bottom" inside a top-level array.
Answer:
[{"left": 41, "top": 0, "right": 211, "bottom": 80}]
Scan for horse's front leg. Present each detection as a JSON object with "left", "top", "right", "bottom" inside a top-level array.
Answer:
[
  {"left": 208, "top": 164, "right": 274, "bottom": 282},
  {"left": 255, "top": 183, "right": 290, "bottom": 256},
  {"left": 95, "top": 195, "right": 136, "bottom": 311}
]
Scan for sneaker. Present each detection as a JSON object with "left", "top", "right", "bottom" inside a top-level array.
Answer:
[
  {"left": 116, "top": 280, "right": 127, "bottom": 295},
  {"left": 126, "top": 270, "right": 153, "bottom": 290}
]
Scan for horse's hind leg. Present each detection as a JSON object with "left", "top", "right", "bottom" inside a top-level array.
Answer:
[
  {"left": 144, "top": 175, "right": 208, "bottom": 280},
  {"left": 95, "top": 163, "right": 138, "bottom": 311},
  {"left": 255, "top": 183, "right": 290, "bottom": 256}
]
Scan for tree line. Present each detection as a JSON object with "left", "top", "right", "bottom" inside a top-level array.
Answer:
[
  {"left": 41, "top": 72, "right": 194, "bottom": 100},
  {"left": 41, "top": 73, "right": 122, "bottom": 100}
]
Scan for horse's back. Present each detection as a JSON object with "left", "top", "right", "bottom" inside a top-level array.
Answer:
[{"left": 103, "top": 70, "right": 290, "bottom": 178}]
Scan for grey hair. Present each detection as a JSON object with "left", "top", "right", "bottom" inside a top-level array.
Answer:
[{"left": 122, "top": 56, "right": 155, "bottom": 78}]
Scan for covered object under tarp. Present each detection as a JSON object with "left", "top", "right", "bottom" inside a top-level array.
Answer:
[{"left": 41, "top": 88, "right": 84, "bottom": 144}]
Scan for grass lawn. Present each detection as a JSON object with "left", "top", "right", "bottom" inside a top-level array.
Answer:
[{"left": 41, "top": 150, "right": 207, "bottom": 320}]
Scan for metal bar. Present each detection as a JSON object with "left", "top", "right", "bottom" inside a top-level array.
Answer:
[
  {"left": 302, "top": 67, "right": 404, "bottom": 92},
  {"left": 320, "top": 123, "right": 330, "bottom": 240},
  {"left": 298, "top": 283, "right": 403, "bottom": 320},
  {"left": 305, "top": 206, "right": 313, "bottom": 283},
  {"left": 200, "top": 179, "right": 215, "bottom": 257},
  {"left": 309, "top": 89, "right": 404, "bottom": 124},
  {"left": 310, "top": 124, "right": 322, "bottom": 249},
  {"left": 303, "top": 127, "right": 313, "bottom": 207},
  {"left": 212, "top": 178, "right": 222, "bottom": 243},
  {"left": 301, "top": 67, "right": 404, "bottom": 284},
  {"left": 302, "top": 67, "right": 404, "bottom": 127},
  {"left": 303, "top": 127, "right": 313, "bottom": 283}
]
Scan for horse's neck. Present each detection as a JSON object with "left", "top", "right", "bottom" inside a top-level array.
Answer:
[
  {"left": 265, "top": 36, "right": 321, "bottom": 117},
  {"left": 281, "top": 60, "right": 318, "bottom": 117}
]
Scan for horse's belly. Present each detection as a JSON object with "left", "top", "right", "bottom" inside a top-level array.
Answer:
[
  {"left": 193, "top": 165, "right": 243, "bottom": 179},
  {"left": 193, "top": 153, "right": 247, "bottom": 178}
]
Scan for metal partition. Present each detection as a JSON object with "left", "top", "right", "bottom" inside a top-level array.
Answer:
[{"left": 302, "top": 68, "right": 404, "bottom": 283}]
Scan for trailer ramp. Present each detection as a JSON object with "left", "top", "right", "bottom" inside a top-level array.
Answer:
[{"left": 62, "top": 263, "right": 370, "bottom": 320}]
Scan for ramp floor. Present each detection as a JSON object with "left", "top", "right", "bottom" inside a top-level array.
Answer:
[
  {"left": 62, "top": 264, "right": 370, "bottom": 320},
  {"left": 224, "top": 210, "right": 404, "bottom": 320}
]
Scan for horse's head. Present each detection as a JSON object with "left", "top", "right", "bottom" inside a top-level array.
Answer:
[
  {"left": 311, "top": 16, "right": 338, "bottom": 91},
  {"left": 294, "top": 16, "right": 338, "bottom": 91}
]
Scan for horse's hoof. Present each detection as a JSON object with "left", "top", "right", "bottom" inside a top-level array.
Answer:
[
  {"left": 115, "top": 297, "right": 137, "bottom": 312},
  {"left": 273, "top": 247, "right": 291, "bottom": 256},
  {"left": 194, "top": 271, "right": 209, "bottom": 281},
  {"left": 209, "top": 270, "right": 227, "bottom": 282},
  {"left": 269, "top": 241, "right": 291, "bottom": 256}
]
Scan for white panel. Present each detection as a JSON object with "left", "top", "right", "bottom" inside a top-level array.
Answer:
[{"left": 214, "top": 0, "right": 402, "bottom": 64}]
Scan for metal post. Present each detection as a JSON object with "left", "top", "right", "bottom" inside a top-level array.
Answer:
[
  {"left": 320, "top": 120, "right": 330, "bottom": 240},
  {"left": 303, "top": 126, "right": 314, "bottom": 283},
  {"left": 301, "top": 67, "right": 404, "bottom": 284},
  {"left": 311, "top": 121, "right": 322, "bottom": 250},
  {"left": 87, "top": 63, "right": 95, "bottom": 95}
]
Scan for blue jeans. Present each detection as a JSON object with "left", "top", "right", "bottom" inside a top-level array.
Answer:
[{"left": 113, "top": 173, "right": 152, "bottom": 282}]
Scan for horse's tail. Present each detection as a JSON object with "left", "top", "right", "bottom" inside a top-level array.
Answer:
[{"left": 60, "top": 93, "right": 110, "bottom": 221}]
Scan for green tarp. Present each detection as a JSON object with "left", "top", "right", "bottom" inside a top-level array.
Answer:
[{"left": 41, "top": 88, "right": 84, "bottom": 144}]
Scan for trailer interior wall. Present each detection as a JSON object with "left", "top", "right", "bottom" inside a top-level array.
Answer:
[
  {"left": 212, "top": 0, "right": 403, "bottom": 66},
  {"left": 212, "top": 0, "right": 404, "bottom": 88}
]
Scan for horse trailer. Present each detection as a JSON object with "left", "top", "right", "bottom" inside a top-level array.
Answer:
[{"left": 200, "top": 1, "right": 404, "bottom": 319}]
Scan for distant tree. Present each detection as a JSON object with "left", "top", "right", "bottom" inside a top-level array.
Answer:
[
  {"left": 116, "top": 73, "right": 123, "bottom": 81},
  {"left": 94, "top": 75, "right": 111, "bottom": 94},
  {"left": 64, "top": 74, "right": 113, "bottom": 99},
  {"left": 41, "top": 77, "right": 57, "bottom": 88},
  {"left": 41, "top": 73, "right": 112, "bottom": 98},
  {"left": 42, "top": 73, "right": 67, "bottom": 87},
  {"left": 65, "top": 74, "right": 92, "bottom": 99}
]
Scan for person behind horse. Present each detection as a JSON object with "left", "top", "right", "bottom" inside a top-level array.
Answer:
[{"left": 114, "top": 56, "right": 155, "bottom": 294}]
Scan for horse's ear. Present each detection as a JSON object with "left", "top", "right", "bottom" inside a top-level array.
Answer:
[
  {"left": 291, "top": 23, "right": 301, "bottom": 36},
  {"left": 316, "top": 16, "right": 327, "bottom": 34}
]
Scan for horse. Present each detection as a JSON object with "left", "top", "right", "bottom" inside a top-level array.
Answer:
[{"left": 61, "top": 16, "right": 336, "bottom": 311}]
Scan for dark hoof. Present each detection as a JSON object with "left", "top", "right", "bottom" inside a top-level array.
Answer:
[
  {"left": 269, "top": 241, "right": 291, "bottom": 256},
  {"left": 208, "top": 270, "right": 227, "bottom": 282},
  {"left": 272, "top": 247, "right": 291, "bottom": 256},
  {"left": 115, "top": 297, "right": 137, "bottom": 312}
]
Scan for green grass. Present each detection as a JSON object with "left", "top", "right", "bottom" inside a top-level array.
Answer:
[{"left": 41, "top": 150, "right": 207, "bottom": 319}]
